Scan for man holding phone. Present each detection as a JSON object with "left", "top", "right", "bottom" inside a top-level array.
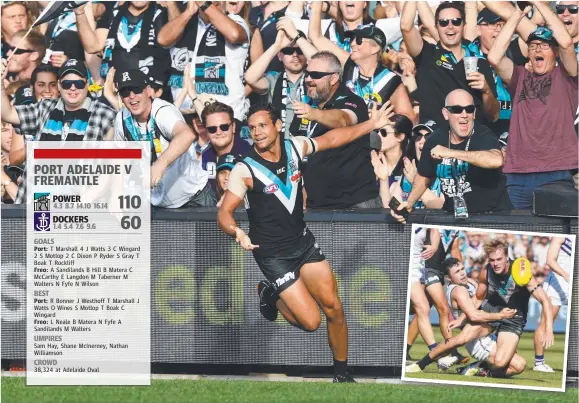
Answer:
[{"left": 391, "top": 89, "right": 511, "bottom": 223}]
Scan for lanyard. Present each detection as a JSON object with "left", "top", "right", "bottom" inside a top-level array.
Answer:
[{"left": 448, "top": 131, "right": 473, "bottom": 195}]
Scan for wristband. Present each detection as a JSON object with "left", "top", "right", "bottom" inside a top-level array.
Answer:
[
  {"left": 200, "top": 1, "right": 212, "bottom": 12},
  {"left": 291, "top": 31, "right": 305, "bottom": 45}
]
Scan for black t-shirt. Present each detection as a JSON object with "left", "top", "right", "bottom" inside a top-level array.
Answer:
[
  {"left": 97, "top": 5, "right": 167, "bottom": 72},
  {"left": 413, "top": 40, "right": 498, "bottom": 127},
  {"left": 303, "top": 85, "right": 378, "bottom": 208},
  {"left": 342, "top": 57, "right": 402, "bottom": 107},
  {"left": 418, "top": 123, "right": 512, "bottom": 213}
]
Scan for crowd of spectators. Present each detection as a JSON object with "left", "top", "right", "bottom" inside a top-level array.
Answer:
[{"left": 1, "top": 1, "right": 577, "bottom": 215}]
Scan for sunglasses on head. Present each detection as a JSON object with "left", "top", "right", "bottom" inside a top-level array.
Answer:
[
  {"left": 280, "top": 47, "right": 304, "bottom": 56},
  {"left": 438, "top": 17, "right": 463, "bottom": 27},
  {"left": 207, "top": 123, "right": 232, "bottom": 134},
  {"left": 556, "top": 4, "right": 579, "bottom": 14},
  {"left": 304, "top": 70, "right": 335, "bottom": 80},
  {"left": 446, "top": 104, "right": 475, "bottom": 114},
  {"left": 60, "top": 79, "right": 87, "bottom": 90},
  {"left": 119, "top": 86, "right": 145, "bottom": 98},
  {"left": 8, "top": 47, "right": 36, "bottom": 55}
]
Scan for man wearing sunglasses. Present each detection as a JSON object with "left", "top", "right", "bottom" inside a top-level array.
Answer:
[
  {"left": 488, "top": 3, "right": 577, "bottom": 210},
  {"left": 245, "top": 18, "right": 317, "bottom": 138},
  {"left": 555, "top": 1, "right": 579, "bottom": 58},
  {"left": 1, "top": 59, "right": 117, "bottom": 204},
  {"left": 113, "top": 68, "right": 212, "bottom": 209},
  {"left": 200, "top": 102, "right": 251, "bottom": 192},
  {"left": 2, "top": 30, "right": 46, "bottom": 92},
  {"left": 391, "top": 89, "right": 511, "bottom": 223},
  {"left": 401, "top": 1, "right": 499, "bottom": 127}
]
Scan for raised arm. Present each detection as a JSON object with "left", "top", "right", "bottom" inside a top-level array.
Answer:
[
  {"left": 74, "top": 5, "right": 108, "bottom": 54},
  {"left": 532, "top": 1, "right": 577, "bottom": 77},
  {"left": 416, "top": 1, "right": 439, "bottom": 43},
  {"left": 198, "top": 2, "right": 248, "bottom": 45},
  {"left": 157, "top": 1, "right": 197, "bottom": 47},
  {"left": 400, "top": 1, "right": 424, "bottom": 58},
  {"left": 276, "top": 17, "right": 318, "bottom": 60},
  {"left": 487, "top": 6, "right": 528, "bottom": 86},
  {"left": 312, "top": 102, "right": 394, "bottom": 153},
  {"left": 307, "top": 1, "right": 349, "bottom": 66},
  {"left": 245, "top": 31, "right": 289, "bottom": 95},
  {"left": 481, "top": 1, "right": 537, "bottom": 41},
  {"left": 545, "top": 237, "right": 570, "bottom": 283},
  {"left": 464, "top": 1, "right": 479, "bottom": 42}
]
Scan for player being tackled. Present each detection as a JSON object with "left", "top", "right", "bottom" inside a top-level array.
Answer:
[{"left": 407, "top": 239, "right": 555, "bottom": 378}]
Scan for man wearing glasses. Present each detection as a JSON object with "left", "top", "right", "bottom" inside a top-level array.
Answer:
[
  {"left": 488, "top": 2, "right": 577, "bottom": 209},
  {"left": 0, "top": 59, "right": 116, "bottom": 204},
  {"left": 200, "top": 102, "right": 251, "bottom": 192},
  {"left": 113, "top": 68, "right": 212, "bottom": 208},
  {"left": 401, "top": 1, "right": 499, "bottom": 127},
  {"left": 391, "top": 89, "right": 511, "bottom": 223},
  {"left": 245, "top": 17, "right": 317, "bottom": 138}
]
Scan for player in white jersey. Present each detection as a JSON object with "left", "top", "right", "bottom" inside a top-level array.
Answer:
[{"left": 533, "top": 237, "right": 574, "bottom": 372}]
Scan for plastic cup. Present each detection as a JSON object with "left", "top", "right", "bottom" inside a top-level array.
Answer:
[{"left": 464, "top": 56, "right": 478, "bottom": 76}]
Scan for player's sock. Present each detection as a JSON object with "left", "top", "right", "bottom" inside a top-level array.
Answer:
[
  {"left": 417, "top": 354, "right": 435, "bottom": 370},
  {"left": 534, "top": 355, "right": 545, "bottom": 366},
  {"left": 334, "top": 359, "right": 347, "bottom": 376},
  {"left": 428, "top": 343, "right": 438, "bottom": 351},
  {"left": 407, "top": 344, "right": 412, "bottom": 356}
]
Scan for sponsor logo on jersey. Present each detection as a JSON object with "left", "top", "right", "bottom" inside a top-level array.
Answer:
[
  {"left": 264, "top": 183, "right": 279, "bottom": 194},
  {"left": 290, "top": 171, "right": 301, "bottom": 182}
]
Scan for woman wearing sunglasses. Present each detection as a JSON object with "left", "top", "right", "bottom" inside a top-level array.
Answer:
[
  {"left": 389, "top": 121, "right": 444, "bottom": 210},
  {"left": 308, "top": 4, "right": 415, "bottom": 122}
]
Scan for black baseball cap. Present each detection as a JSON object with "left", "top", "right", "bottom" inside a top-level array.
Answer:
[
  {"left": 12, "top": 85, "right": 35, "bottom": 106},
  {"left": 115, "top": 69, "right": 148, "bottom": 90},
  {"left": 346, "top": 25, "right": 387, "bottom": 51},
  {"left": 58, "top": 59, "right": 88, "bottom": 79},
  {"left": 477, "top": 8, "right": 501, "bottom": 25},
  {"left": 412, "top": 120, "right": 438, "bottom": 136},
  {"left": 527, "top": 26, "right": 558, "bottom": 47},
  {"left": 145, "top": 65, "right": 166, "bottom": 89},
  {"left": 216, "top": 153, "right": 239, "bottom": 172}
]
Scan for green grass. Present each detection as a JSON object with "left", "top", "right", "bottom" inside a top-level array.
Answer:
[
  {"left": 1, "top": 377, "right": 577, "bottom": 403},
  {"left": 405, "top": 327, "right": 569, "bottom": 390}
]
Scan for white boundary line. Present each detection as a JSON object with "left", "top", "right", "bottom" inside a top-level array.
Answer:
[{"left": 401, "top": 224, "right": 576, "bottom": 393}]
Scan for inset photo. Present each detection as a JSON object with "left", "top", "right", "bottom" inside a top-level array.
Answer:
[{"left": 402, "top": 225, "right": 575, "bottom": 392}]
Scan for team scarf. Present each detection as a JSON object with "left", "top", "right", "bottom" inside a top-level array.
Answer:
[
  {"left": 194, "top": 23, "right": 228, "bottom": 96},
  {"left": 121, "top": 107, "right": 162, "bottom": 165},
  {"left": 100, "top": 2, "right": 157, "bottom": 77},
  {"left": 38, "top": 98, "right": 91, "bottom": 141},
  {"left": 345, "top": 64, "right": 397, "bottom": 107},
  {"left": 271, "top": 71, "right": 310, "bottom": 135}
]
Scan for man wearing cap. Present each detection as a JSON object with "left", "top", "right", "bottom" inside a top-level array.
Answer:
[
  {"left": 308, "top": 3, "right": 414, "bottom": 120},
  {"left": 488, "top": 3, "right": 578, "bottom": 209},
  {"left": 215, "top": 153, "right": 238, "bottom": 207},
  {"left": 401, "top": 1, "right": 499, "bottom": 127},
  {"left": 0, "top": 59, "right": 117, "bottom": 203},
  {"left": 113, "top": 68, "right": 212, "bottom": 209},
  {"left": 469, "top": 8, "right": 513, "bottom": 140}
]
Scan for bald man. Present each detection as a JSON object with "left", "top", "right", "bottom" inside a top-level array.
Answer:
[{"left": 392, "top": 89, "right": 512, "bottom": 222}]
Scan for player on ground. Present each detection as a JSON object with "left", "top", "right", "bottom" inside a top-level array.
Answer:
[
  {"left": 217, "top": 101, "right": 393, "bottom": 383},
  {"left": 533, "top": 237, "right": 573, "bottom": 372},
  {"left": 407, "top": 239, "right": 554, "bottom": 377}
]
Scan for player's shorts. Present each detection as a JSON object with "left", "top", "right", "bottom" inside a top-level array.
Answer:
[
  {"left": 253, "top": 228, "right": 325, "bottom": 293},
  {"left": 481, "top": 300, "right": 526, "bottom": 337},
  {"left": 543, "top": 272, "right": 569, "bottom": 306},
  {"left": 465, "top": 333, "right": 497, "bottom": 362},
  {"left": 411, "top": 267, "right": 426, "bottom": 284},
  {"left": 424, "top": 268, "right": 445, "bottom": 287}
]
